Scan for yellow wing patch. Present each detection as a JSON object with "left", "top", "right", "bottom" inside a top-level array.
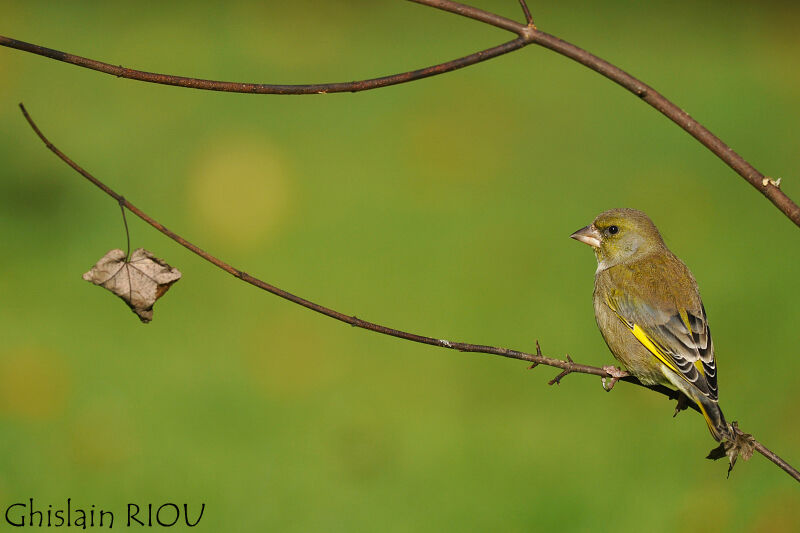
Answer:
[
  {"left": 694, "top": 398, "right": 717, "bottom": 437},
  {"left": 606, "top": 296, "right": 691, "bottom": 384},
  {"left": 678, "top": 308, "right": 693, "bottom": 336},
  {"left": 694, "top": 359, "right": 705, "bottom": 376},
  {"left": 630, "top": 324, "right": 681, "bottom": 375},
  {"left": 605, "top": 298, "right": 710, "bottom": 400}
]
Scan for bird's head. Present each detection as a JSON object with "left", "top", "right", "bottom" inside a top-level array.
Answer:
[{"left": 571, "top": 208, "right": 666, "bottom": 270}]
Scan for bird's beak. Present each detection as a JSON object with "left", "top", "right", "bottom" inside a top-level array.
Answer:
[{"left": 570, "top": 224, "right": 602, "bottom": 248}]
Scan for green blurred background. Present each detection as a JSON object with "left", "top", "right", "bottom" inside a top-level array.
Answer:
[{"left": 1, "top": 1, "right": 799, "bottom": 531}]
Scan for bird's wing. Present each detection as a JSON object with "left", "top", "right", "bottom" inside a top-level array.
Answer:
[{"left": 605, "top": 293, "right": 718, "bottom": 401}]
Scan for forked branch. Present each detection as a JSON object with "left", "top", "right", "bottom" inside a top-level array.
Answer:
[
  {"left": 1, "top": 0, "right": 798, "bottom": 225},
  {"left": 18, "top": 104, "right": 800, "bottom": 483}
]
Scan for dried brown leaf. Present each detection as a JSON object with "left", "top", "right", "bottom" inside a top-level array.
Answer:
[
  {"left": 706, "top": 421, "right": 757, "bottom": 477},
  {"left": 82, "top": 248, "right": 181, "bottom": 323}
]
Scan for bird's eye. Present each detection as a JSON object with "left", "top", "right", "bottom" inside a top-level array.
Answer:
[{"left": 607, "top": 225, "right": 619, "bottom": 235}]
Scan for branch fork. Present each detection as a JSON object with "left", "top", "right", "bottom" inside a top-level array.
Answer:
[
  {"left": 525, "top": 341, "right": 583, "bottom": 385},
  {"left": 547, "top": 355, "right": 575, "bottom": 385}
]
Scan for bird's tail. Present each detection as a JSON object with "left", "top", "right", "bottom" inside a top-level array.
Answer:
[
  {"left": 695, "top": 395, "right": 731, "bottom": 442},
  {"left": 697, "top": 398, "right": 755, "bottom": 473}
]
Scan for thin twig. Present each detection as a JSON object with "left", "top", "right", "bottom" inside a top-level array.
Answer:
[
  {"left": 526, "top": 340, "right": 543, "bottom": 369},
  {"left": 119, "top": 197, "right": 131, "bottom": 261},
  {"left": 519, "top": 0, "right": 534, "bottom": 27},
  {"left": 0, "top": 34, "right": 526, "bottom": 94},
  {"left": 755, "top": 441, "right": 800, "bottom": 481},
  {"left": 18, "top": 103, "right": 800, "bottom": 483},
  {"left": 2, "top": 1, "right": 797, "bottom": 226}
]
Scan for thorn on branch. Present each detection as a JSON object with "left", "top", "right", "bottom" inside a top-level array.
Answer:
[
  {"left": 548, "top": 354, "right": 574, "bottom": 385},
  {"left": 527, "top": 340, "right": 543, "bottom": 369}
]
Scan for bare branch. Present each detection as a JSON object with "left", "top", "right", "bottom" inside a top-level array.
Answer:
[
  {"left": 408, "top": 0, "right": 526, "bottom": 34},
  {"left": 547, "top": 354, "right": 575, "bottom": 385},
  {"left": 523, "top": 30, "right": 800, "bottom": 227},
  {"left": 2, "top": 1, "right": 798, "bottom": 226},
  {"left": 756, "top": 441, "right": 800, "bottom": 481},
  {"left": 0, "top": 33, "right": 526, "bottom": 95},
  {"left": 18, "top": 104, "right": 800, "bottom": 483}
]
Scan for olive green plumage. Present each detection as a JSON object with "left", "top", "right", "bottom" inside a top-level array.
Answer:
[{"left": 572, "top": 208, "right": 731, "bottom": 442}]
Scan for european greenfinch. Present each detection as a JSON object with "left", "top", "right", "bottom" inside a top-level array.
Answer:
[{"left": 571, "top": 208, "right": 731, "bottom": 443}]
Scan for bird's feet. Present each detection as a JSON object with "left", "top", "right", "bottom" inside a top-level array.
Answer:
[
  {"left": 672, "top": 393, "right": 690, "bottom": 417},
  {"left": 601, "top": 365, "right": 629, "bottom": 391}
]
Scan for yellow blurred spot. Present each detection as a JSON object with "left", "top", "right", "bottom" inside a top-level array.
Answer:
[
  {"left": 0, "top": 346, "right": 70, "bottom": 420},
  {"left": 187, "top": 134, "right": 291, "bottom": 249},
  {"left": 242, "top": 316, "right": 340, "bottom": 399}
]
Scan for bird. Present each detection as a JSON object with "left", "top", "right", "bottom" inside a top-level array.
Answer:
[{"left": 570, "top": 208, "right": 731, "bottom": 444}]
